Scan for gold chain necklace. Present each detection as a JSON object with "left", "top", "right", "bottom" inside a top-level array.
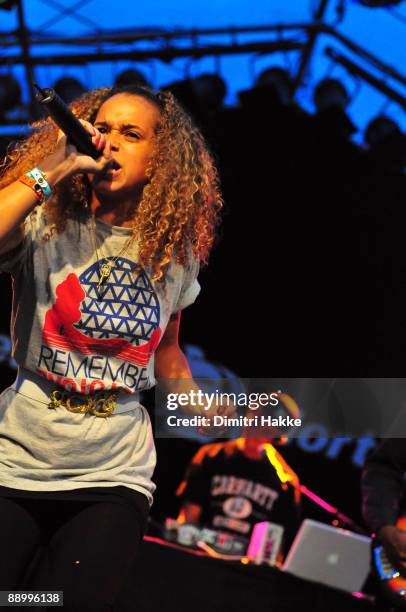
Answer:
[{"left": 90, "top": 214, "right": 137, "bottom": 290}]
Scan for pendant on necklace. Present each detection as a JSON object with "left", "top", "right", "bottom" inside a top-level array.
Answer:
[{"left": 98, "top": 262, "right": 112, "bottom": 289}]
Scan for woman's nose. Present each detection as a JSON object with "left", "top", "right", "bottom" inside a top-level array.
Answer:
[{"left": 106, "top": 132, "right": 120, "bottom": 150}]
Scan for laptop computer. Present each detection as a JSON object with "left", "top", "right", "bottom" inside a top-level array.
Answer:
[{"left": 282, "top": 519, "right": 371, "bottom": 593}]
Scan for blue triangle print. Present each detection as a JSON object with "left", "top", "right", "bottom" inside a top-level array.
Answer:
[{"left": 74, "top": 257, "right": 160, "bottom": 342}]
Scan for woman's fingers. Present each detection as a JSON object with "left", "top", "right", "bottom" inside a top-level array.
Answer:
[
  {"left": 79, "top": 119, "right": 106, "bottom": 154},
  {"left": 54, "top": 118, "right": 113, "bottom": 174},
  {"left": 79, "top": 118, "right": 97, "bottom": 136},
  {"left": 93, "top": 131, "right": 106, "bottom": 152},
  {"left": 56, "top": 119, "right": 107, "bottom": 160}
]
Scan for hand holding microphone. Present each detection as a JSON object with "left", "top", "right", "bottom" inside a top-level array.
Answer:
[
  {"left": 34, "top": 84, "right": 101, "bottom": 159},
  {"left": 34, "top": 84, "right": 113, "bottom": 184},
  {"left": 0, "top": 85, "right": 114, "bottom": 252}
]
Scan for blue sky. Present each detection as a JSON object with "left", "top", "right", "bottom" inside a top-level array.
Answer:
[{"left": 1, "top": 0, "right": 405, "bottom": 142}]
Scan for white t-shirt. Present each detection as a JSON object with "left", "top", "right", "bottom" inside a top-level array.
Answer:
[{"left": 0, "top": 205, "right": 200, "bottom": 504}]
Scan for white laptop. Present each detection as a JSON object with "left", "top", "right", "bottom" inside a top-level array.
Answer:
[{"left": 282, "top": 519, "right": 371, "bottom": 593}]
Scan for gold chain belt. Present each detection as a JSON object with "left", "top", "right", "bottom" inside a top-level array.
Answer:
[{"left": 48, "top": 389, "right": 118, "bottom": 418}]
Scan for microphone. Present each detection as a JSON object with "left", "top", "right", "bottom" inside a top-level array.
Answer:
[{"left": 34, "top": 84, "right": 101, "bottom": 159}]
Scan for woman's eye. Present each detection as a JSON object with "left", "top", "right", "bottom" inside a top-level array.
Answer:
[
  {"left": 96, "top": 126, "right": 107, "bottom": 134},
  {"left": 126, "top": 132, "right": 140, "bottom": 139}
]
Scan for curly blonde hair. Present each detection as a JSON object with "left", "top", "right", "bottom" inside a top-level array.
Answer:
[{"left": 0, "top": 84, "right": 223, "bottom": 284}]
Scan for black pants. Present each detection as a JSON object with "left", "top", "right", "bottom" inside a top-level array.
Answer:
[{"left": 0, "top": 495, "right": 147, "bottom": 611}]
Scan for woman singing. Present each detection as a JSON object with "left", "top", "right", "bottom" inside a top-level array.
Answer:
[{"left": 0, "top": 83, "right": 229, "bottom": 610}]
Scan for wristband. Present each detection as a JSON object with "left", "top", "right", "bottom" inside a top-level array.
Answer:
[
  {"left": 18, "top": 174, "right": 46, "bottom": 203},
  {"left": 27, "top": 167, "right": 52, "bottom": 200}
]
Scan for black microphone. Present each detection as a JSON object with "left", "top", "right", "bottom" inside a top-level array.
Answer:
[{"left": 34, "top": 84, "right": 100, "bottom": 159}]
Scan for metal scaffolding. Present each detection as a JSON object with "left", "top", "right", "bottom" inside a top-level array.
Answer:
[{"left": 0, "top": 0, "right": 405, "bottom": 121}]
